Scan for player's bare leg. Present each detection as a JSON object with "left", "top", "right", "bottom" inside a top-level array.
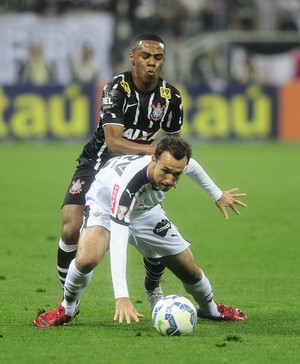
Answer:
[
  {"left": 62, "top": 225, "right": 110, "bottom": 315},
  {"left": 34, "top": 226, "right": 110, "bottom": 328}
]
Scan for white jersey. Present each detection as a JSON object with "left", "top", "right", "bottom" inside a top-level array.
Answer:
[
  {"left": 86, "top": 154, "right": 164, "bottom": 225},
  {"left": 84, "top": 154, "right": 222, "bottom": 299},
  {"left": 86, "top": 154, "right": 222, "bottom": 224}
]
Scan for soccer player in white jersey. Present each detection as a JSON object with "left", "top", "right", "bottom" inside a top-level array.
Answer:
[{"left": 34, "top": 137, "right": 248, "bottom": 327}]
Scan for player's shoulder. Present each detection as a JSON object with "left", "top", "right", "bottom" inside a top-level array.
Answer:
[
  {"left": 110, "top": 154, "right": 151, "bottom": 184},
  {"left": 158, "top": 77, "right": 181, "bottom": 101},
  {"left": 107, "top": 154, "right": 150, "bottom": 171},
  {"left": 120, "top": 154, "right": 151, "bottom": 168},
  {"left": 120, "top": 155, "right": 151, "bottom": 187},
  {"left": 104, "top": 71, "right": 132, "bottom": 94}
]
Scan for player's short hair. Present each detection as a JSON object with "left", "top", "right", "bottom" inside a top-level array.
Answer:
[
  {"left": 155, "top": 137, "right": 192, "bottom": 163},
  {"left": 132, "top": 34, "right": 165, "bottom": 52}
]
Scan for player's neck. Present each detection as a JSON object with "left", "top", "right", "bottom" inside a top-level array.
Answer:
[
  {"left": 147, "top": 162, "right": 156, "bottom": 187},
  {"left": 132, "top": 74, "right": 158, "bottom": 93}
]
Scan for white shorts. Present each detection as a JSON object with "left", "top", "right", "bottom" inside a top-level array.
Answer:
[
  {"left": 83, "top": 203, "right": 190, "bottom": 259},
  {"left": 129, "top": 204, "right": 190, "bottom": 259}
]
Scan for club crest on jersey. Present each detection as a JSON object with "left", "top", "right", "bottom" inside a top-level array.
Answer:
[
  {"left": 120, "top": 80, "right": 131, "bottom": 94},
  {"left": 160, "top": 87, "right": 171, "bottom": 99},
  {"left": 92, "top": 206, "right": 101, "bottom": 217},
  {"left": 69, "top": 179, "right": 85, "bottom": 195},
  {"left": 117, "top": 205, "right": 128, "bottom": 220},
  {"left": 151, "top": 102, "right": 165, "bottom": 121}
]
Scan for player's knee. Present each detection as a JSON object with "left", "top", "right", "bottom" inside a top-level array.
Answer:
[
  {"left": 181, "top": 267, "right": 202, "bottom": 285},
  {"left": 76, "top": 255, "right": 98, "bottom": 273},
  {"left": 62, "top": 222, "right": 81, "bottom": 245},
  {"left": 61, "top": 205, "right": 84, "bottom": 245}
]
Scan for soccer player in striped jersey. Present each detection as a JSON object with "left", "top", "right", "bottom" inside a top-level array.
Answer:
[
  {"left": 56, "top": 34, "right": 237, "bottom": 312},
  {"left": 58, "top": 34, "right": 182, "bottom": 309}
]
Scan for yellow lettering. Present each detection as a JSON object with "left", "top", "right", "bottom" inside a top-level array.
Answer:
[
  {"left": 11, "top": 94, "right": 46, "bottom": 138},
  {"left": 231, "top": 85, "right": 271, "bottom": 137},
  {"left": 0, "top": 88, "right": 10, "bottom": 137},
  {"left": 49, "top": 84, "right": 89, "bottom": 137},
  {"left": 193, "top": 95, "right": 229, "bottom": 138}
]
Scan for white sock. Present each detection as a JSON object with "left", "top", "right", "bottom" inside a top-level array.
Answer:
[
  {"left": 59, "top": 238, "right": 77, "bottom": 252},
  {"left": 62, "top": 259, "right": 93, "bottom": 316},
  {"left": 183, "top": 270, "right": 220, "bottom": 318}
]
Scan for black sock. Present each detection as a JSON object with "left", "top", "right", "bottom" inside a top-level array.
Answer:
[
  {"left": 57, "top": 239, "right": 77, "bottom": 288},
  {"left": 143, "top": 257, "right": 165, "bottom": 291}
]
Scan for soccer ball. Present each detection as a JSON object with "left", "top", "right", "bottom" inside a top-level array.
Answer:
[{"left": 152, "top": 294, "right": 197, "bottom": 336}]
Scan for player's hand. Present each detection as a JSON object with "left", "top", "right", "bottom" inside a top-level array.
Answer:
[
  {"left": 215, "top": 188, "right": 247, "bottom": 220},
  {"left": 114, "top": 297, "right": 143, "bottom": 324}
]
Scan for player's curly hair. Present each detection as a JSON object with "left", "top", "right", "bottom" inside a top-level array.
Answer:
[
  {"left": 132, "top": 34, "right": 165, "bottom": 51},
  {"left": 154, "top": 137, "right": 192, "bottom": 163}
]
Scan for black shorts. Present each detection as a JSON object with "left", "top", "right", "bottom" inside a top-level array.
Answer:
[{"left": 62, "top": 163, "right": 98, "bottom": 207}]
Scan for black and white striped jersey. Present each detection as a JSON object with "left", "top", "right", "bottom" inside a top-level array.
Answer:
[{"left": 79, "top": 71, "right": 183, "bottom": 170}]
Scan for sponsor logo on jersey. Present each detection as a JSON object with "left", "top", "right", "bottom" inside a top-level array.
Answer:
[
  {"left": 151, "top": 102, "right": 165, "bottom": 121},
  {"left": 160, "top": 87, "right": 171, "bottom": 99},
  {"left": 69, "top": 179, "right": 85, "bottom": 195},
  {"left": 117, "top": 205, "right": 128, "bottom": 220},
  {"left": 92, "top": 206, "right": 101, "bottom": 217},
  {"left": 126, "top": 102, "right": 138, "bottom": 108},
  {"left": 123, "top": 128, "right": 157, "bottom": 141},
  {"left": 126, "top": 189, "right": 135, "bottom": 198},
  {"left": 111, "top": 184, "right": 119, "bottom": 214},
  {"left": 153, "top": 219, "right": 171, "bottom": 237},
  {"left": 120, "top": 81, "right": 131, "bottom": 94},
  {"left": 102, "top": 96, "right": 114, "bottom": 110}
]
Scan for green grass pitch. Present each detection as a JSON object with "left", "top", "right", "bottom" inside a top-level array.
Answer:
[{"left": 0, "top": 140, "right": 299, "bottom": 363}]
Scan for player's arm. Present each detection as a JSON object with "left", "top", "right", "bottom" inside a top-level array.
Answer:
[
  {"left": 109, "top": 168, "right": 147, "bottom": 324},
  {"left": 101, "top": 80, "right": 155, "bottom": 156},
  {"left": 161, "top": 87, "right": 183, "bottom": 135},
  {"left": 110, "top": 220, "right": 143, "bottom": 324},
  {"left": 104, "top": 124, "right": 155, "bottom": 155},
  {"left": 184, "top": 158, "right": 247, "bottom": 219}
]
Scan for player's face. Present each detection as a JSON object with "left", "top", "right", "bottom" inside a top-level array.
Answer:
[
  {"left": 151, "top": 151, "right": 188, "bottom": 192},
  {"left": 130, "top": 40, "right": 165, "bottom": 90}
]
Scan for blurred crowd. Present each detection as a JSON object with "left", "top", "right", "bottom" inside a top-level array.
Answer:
[
  {"left": 3, "top": 0, "right": 300, "bottom": 31},
  {"left": 1, "top": 0, "right": 300, "bottom": 86}
]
